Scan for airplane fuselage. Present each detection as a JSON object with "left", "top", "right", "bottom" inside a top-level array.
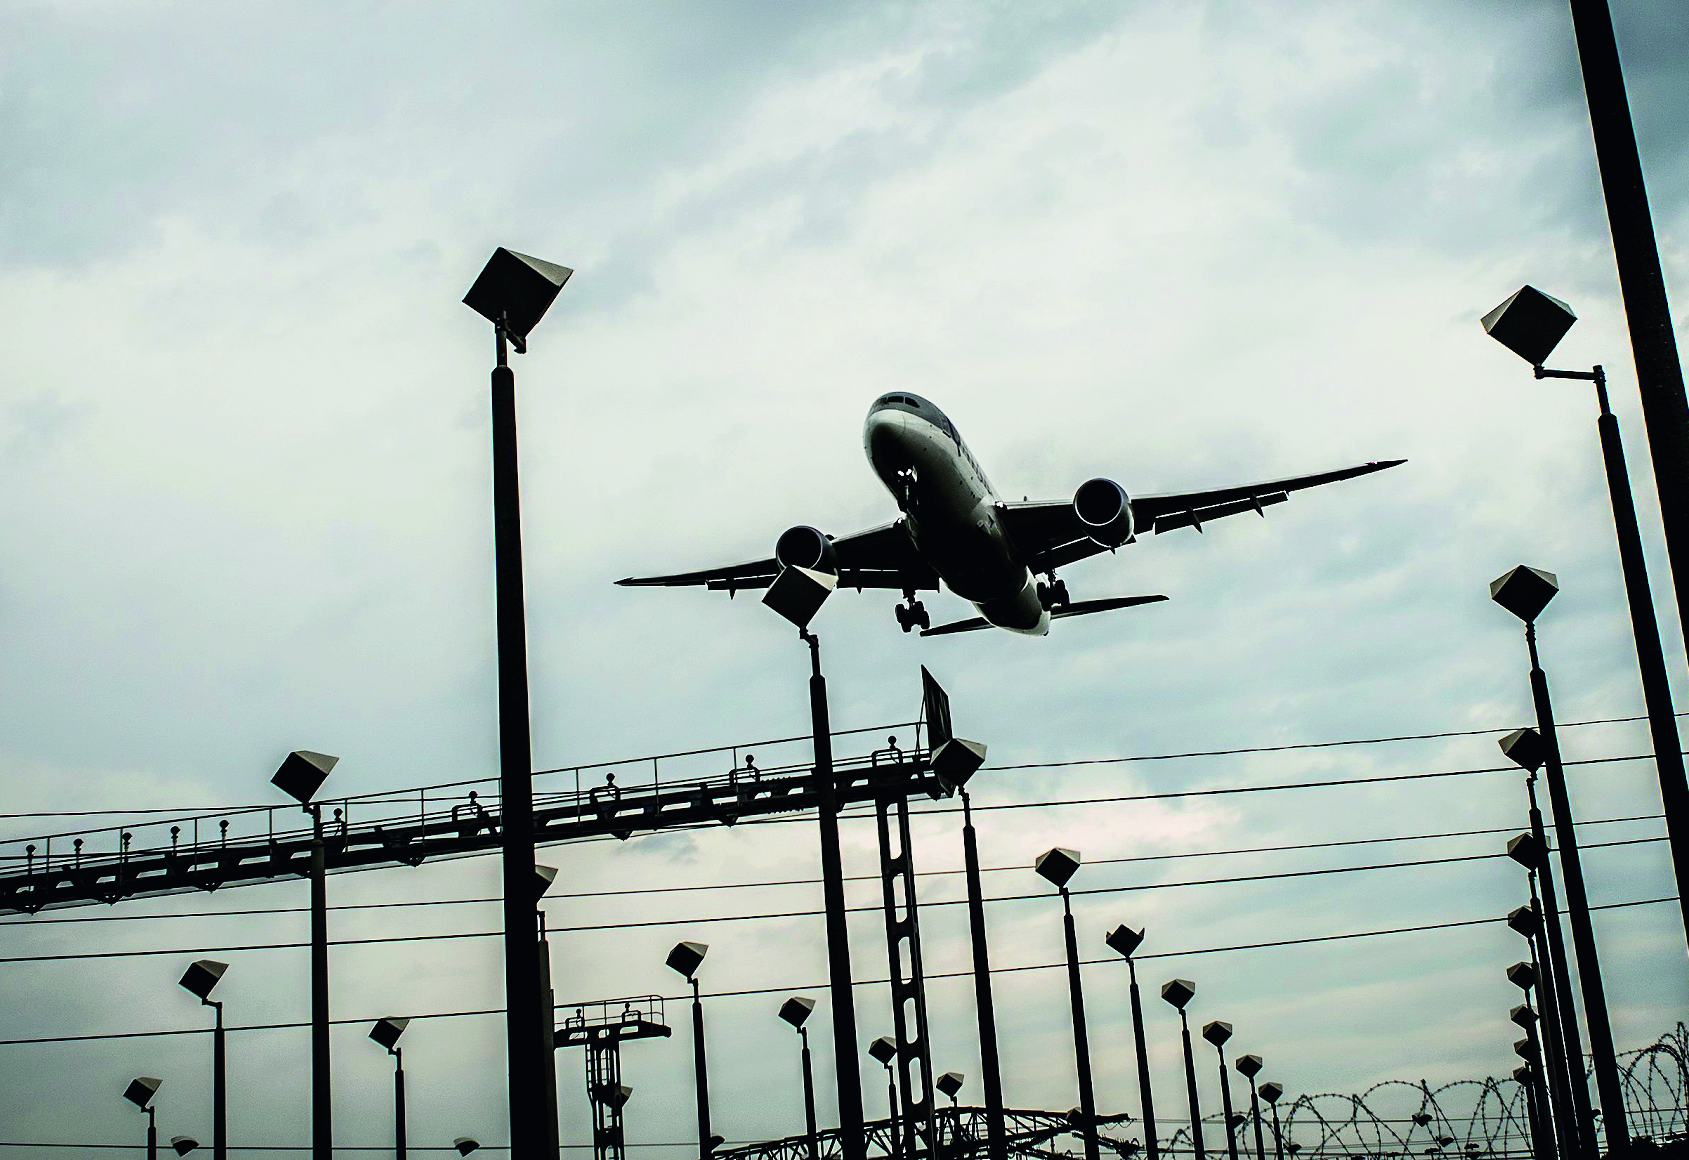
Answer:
[{"left": 863, "top": 393, "right": 1051, "bottom": 635}]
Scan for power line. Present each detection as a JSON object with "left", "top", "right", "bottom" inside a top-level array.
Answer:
[
  {"left": 0, "top": 835, "right": 1665, "bottom": 964},
  {"left": 0, "top": 895, "right": 1670, "bottom": 1048}
]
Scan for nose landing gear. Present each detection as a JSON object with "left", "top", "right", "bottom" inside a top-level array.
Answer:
[
  {"left": 895, "top": 591, "right": 930, "bottom": 633},
  {"left": 1037, "top": 575, "right": 1071, "bottom": 611}
]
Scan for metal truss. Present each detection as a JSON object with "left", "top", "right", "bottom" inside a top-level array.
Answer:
[
  {"left": 555, "top": 995, "right": 672, "bottom": 1160},
  {"left": 714, "top": 1106, "right": 1139, "bottom": 1160}
]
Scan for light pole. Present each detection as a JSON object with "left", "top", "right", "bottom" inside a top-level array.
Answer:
[
  {"left": 1105, "top": 925, "right": 1160, "bottom": 1160},
  {"left": 668, "top": 941, "right": 714, "bottom": 1160},
  {"left": 870, "top": 1036, "right": 903, "bottom": 1160},
  {"left": 271, "top": 748, "right": 338, "bottom": 1160},
  {"left": 1203, "top": 1022, "right": 1240, "bottom": 1160},
  {"left": 534, "top": 863, "right": 562, "bottom": 1160},
  {"left": 1162, "top": 980, "right": 1206, "bottom": 1160},
  {"left": 1507, "top": 967, "right": 1555, "bottom": 1160},
  {"left": 781, "top": 997, "right": 821, "bottom": 1160},
  {"left": 1505, "top": 894, "right": 1579, "bottom": 1160},
  {"left": 370, "top": 1018, "right": 410, "bottom": 1160},
  {"left": 1036, "top": 848, "right": 1100, "bottom": 1160},
  {"left": 1257, "top": 1082, "right": 1284, "bottom": 1160},
  {"left": 937, "top": 1072, "right": 964, "bottom": 1159},
  {"left": 178, "top": 959, "right": 228, "bottom": 1160},
  {"left": 1235, "top": 1055, "right": 1266, "bottom": 1160},
  {"left": 1515, "top": 1035, "right": 1551, "bottom": 1160},
  {"left": 463, "top": 246, "right": 573, "bottom": 1160},
  {"left": 1491, "top": 566, "right": 1630, "bottom": 1155},
  {"left": 1515, "top": 1063, "right": 1551, "bottom": 1160},
  {"left": 124, "top": 1077, "right": 163, "bottom": 1160},
  {"left": 763, "top": 562, "right": 865, "bottom": 1160},
  {"left": 1484, "top": 287, "right": 1689, "bottom": 956}
]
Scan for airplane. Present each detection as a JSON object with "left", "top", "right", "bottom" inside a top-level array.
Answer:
[{"left": 618, "top": 392, "right": 1403, "bottom": 636}]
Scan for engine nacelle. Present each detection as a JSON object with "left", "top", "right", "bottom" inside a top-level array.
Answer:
[
  {"left": 774, "top": 525, "right": 839, "bottom": 575},
  {"left": 1073, "top": 477, "right": 1134, "bottom": 546}
]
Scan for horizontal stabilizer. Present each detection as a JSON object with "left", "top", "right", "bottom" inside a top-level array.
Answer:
[{"left": 921, "top": 594, "right": 1168, "bottom": 636}]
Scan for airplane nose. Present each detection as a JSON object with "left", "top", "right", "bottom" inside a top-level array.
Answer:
[{"left": 863, "top": 408, "right": 912, "bottom": 467}]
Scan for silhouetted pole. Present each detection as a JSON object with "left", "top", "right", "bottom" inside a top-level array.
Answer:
[
  {"left": 1203, "top": 1024, "right": 1239, "bottom": 1160},
  {"left": 1512, "top": 1007, "right": 1554, "bottom": 1160},
  {"left": 212, "top": 1001, "right": 226, "bottom": 1160},
  {"left": 1235, "top": 1061, "right": 1266, "bottom": 1160},
  {"left": 803, "top": 630, "right": 866, "bottom": 1160},
  {"left": 1128, "top": 960, "right": 1161, "bottom": 1160},
  {"left": 147, "top": 1107, "right": 158, "bottom": 1160},
  {"left": 309, "top": 802, "right": 331, "bottom": 1160},
  {"left": 1061, "top": 887, "right": 1101, "bottom": 1160},
  {"left": 1259, "top": 1084, "right": 1284, "bottom": 1160},
  {"left": 394, "top": 1047, "right": 408, "bottom": 1160},
  {"left": 1518, "top": 1062, "right": 1551, "bottom": 1160},
  {"left": 1163, "top": 982, "right": 1207, "bottom": 1160},
  {"left": 1565, "top": 0, "right": 1689, "bottom": 653},
  {"left": 691, "top": 977, "right": 713, "bottom": 1160},
  {"left": 960, "top": 790, "right": 1007, "bottom": 1160},
  {"left": 801, "top": 1028, "right": 820, "bottom": 1160},
  {"left": 1510, "top": 887, "right": 1579, "bottom": 1160}
]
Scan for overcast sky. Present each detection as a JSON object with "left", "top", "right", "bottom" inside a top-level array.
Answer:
[{"left": 2, "top": 1, "right": 1687, "bottom": 1157}]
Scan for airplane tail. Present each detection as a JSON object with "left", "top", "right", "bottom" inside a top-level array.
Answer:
[{"left": 921, "top": 594, "right": 1169, "bottom": 636}]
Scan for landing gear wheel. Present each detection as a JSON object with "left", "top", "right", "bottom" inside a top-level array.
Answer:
[
  {"left": 895, "top": 597, "right": 930, "bottom": 633},
  {"left": 895, "top": 603, "right": 913, "bottom": 633},
  {"left": 1052, "top": 579, "right": 1070, "bottom": 608}
]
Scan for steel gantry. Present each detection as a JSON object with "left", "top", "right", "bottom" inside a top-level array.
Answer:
[
  {"left": 555, "top": 996, "right": 672, "bottom": 1160},
  {"left": 713, "top": 1107, "right": 1139, "bottom": 1160}
]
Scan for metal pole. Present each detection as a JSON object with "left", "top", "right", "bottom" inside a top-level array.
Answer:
[
  {"left": 1522, "top": 882, "right": 1579, "bottom": 1160},
  {"left": 960, "top": 791, "right": 1007, "bottom": 1160},
  {"left": 148, "top": 1107, "right": 157, "bottom": 1160},
  {"left": 1246, "top": 1079, "right": 1266, "bottom": 1160},
  {"left": 801, "top": 1028, "right": 820, "bottom": 1160},
  {"left": 1216, "top": 1047, "right": 1239, "bottom": 1160},
  {"left": 310, "top": 802, "right": 331, "bottom": 1160},
  {"left": 1126, "top": 960, "right": 1160, "bottom": 1160},
  {"left": 1061, "top": 888, "right": 1100, "bottom": 1160},
  {"left": 1565, "top": 0, "right": 1689, "bottom": 654},
  {"left": 395, "top": 1048, "right": 408, "bottom": 1160},
  {"left": 692, "top": 977, "right": 714, "bottom": 1160},
  {"left": 1521, "top": 1021, "right": 1554, "bottom": 1160},
  {"left": 803, "top": 630, "right": 865, "bottom": 1160},
  {"left": 1526, "top": 625, "right": 1630, "bottom": 1154},
  {"left": 212, "top": 1001, "right": 226, "bottom": 1160},
  {"left": 1267, "top": 1103, "right": 1283, "bottom": 1160},
  {"left": 1179, "top": 1011, "right": 1208, "bottom": 1160},
  {"left": 539, "top": 917, "right": 560, "bottom": 1160},
  {"left": 1526, "top": 779, "right": 1597, "bottom": 1159},
  {"left": 490, "top": 326, "right": 546, "bottom": 1157},
  {"left": 1522, "top": 1063, "right": 1550, "bottom": 1160},
  {"left": 1589, "top": 370, "right": 1689, "bottom": 953},
  {"left": 887, "top": 1067, "right": 902, "bottom": 1160}
]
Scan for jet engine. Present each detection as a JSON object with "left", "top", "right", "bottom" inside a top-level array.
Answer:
[
  {"left": 774, "top": 525, "right": 839, "bottom": 575},
  {"left": 1073, "top": 477, "right": 1134, "bottom": 546}
]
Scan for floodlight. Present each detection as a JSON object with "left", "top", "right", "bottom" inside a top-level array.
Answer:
[
  {"left": 1035, "top": 848, "right": 1081, "bottom": 889},
  {"left": 454, "top": 1140, "right": 481, "bottom": 1157},
  {"left": 762, "top": 565, "right": 837, "bottom": 630},
  {"left": 1506, "top": 962, "right": 1537, "bottom": 991},
  {"left": 1229, "top": 1113, "right": 1248, "bottom": 1132},
  {"left": 271, "top": 750, "right": 338, "bottom": 805},
  {"left": 1259, "top": 1082, "right": 1283, "bottom": 1105},
  {"left": 369, "top": 1017, "right": 409, "bottom": 1052},
  {"left": 937, "top": 1071, "right": 965, "bottom": 1100},
  {"left": 1412, "top": 1115, "right": 1432, "bottom": 1128},
  {"left": 1490, "top": 567, "right": 1559, "bottom": 625},
  {"left": 868, "top": 1036, "right": 898, "bottom": 1066},
  {"left": 1202, "top": 1021, "right": 1233, "bottom": 1047},
  {"left": 1512, "top": 1065, "right": 1532, "bottom": 1085},
  {"left": 171, "top": 1137, "right": 200, "bottom": 1156},
  {"left": 123, "top": 1077, "right": 162, "bottom": 1109},
  {"left": 598, "top": 1084, "right": 633, "bottom": 1110},
  {"left": 1498, "top": 728, "right": 1546, "bottom": 773},
  {"left": 666, "top": 941, "right": 708, "bottom": 981},
  {"left": 1236, "top": 1054, "right": 1263, "bottom": 1079},
  {"left": 1506, "top": 832, "right": 1546, "bottom": 870},
  {"left": 1160, "top": 979, "right": 1196, "bottom": 1011},
  {"left": 933, "top": 737, "right": 989, "bottom": 791},
  {"left": 1437, "top": 1138, "right": 1456, "bottom": 1149},
  {"left": 1506, "top": 905, "right": 1539, "bottom": 938},
  {"left": 780, "top": 996, "right": 816, "bottom": 1029},
  {"left": 179, "top": 959, "right": 228, "bottom": 1002},
  {"left": 1481, "top": 287, "right": 1577, "bottom": 368},
  {"left": 533, "top": 864, "right": 559, "bottom": 903},
  {"left": 1510, "top": 1004, "right": 1537, "bottom": 1029},
  {"left": 462, "top": 248, "right": 574, "bottom": 351},
  {"left": 1105, "top": 924, "right": 1145, "bottom": 960},
  {"left": 1514, "top": 1037, "right": 1536, "bottom": 1061}
]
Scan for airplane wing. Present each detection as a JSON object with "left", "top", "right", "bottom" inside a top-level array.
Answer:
[
  {"left": 999, "top": 460, "right": 1404, "bottom": 574},
  {"left": 616, "top": 519, "right": 939, "bottom": 594}
]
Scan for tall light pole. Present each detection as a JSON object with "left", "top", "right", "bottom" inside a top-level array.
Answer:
[
  {"left": 1515, "top": 1063, "right": 1552, "bottom": 1160},
  {"left": 1491, "top": 566, "right": 1630, "bottom": 1155},
  {"left": 1036, "top": 848, "right": 1099, "bottom": 1160},
  {"left": 370, "top": 1018, "right": 410, "bottom": 1160},
  {"left": 668, "top": 941, "right": 714, "bottom": 1160},
  {"left": 1257, "top": 1082, "right": 1284, "bottom": 1160},
  {"left": 1484, "top": 287, "right": 1689, "bottom": 956},
  {"left": 1505, "top": 902, "right": 1578, "bottom": 1160},
  {"left": 781, "top": 997, "right": 821, "bottom": 1160},
  {"left": 463, "top": 246, "right": 573, "bottom": 1159},
  {"left": 1162, "top": 979, "right": 1207, "bottom": 1160},
  {"left": 271, "top": 749, "right": 338, "bottom": 1160},
  {"left": 534, "top": 863, "right": 561, "bottom": 1160},
  {"left": 1235, "top": 1055, "right": 1266, "bottom": 1160},
  {"left": 1203, "top": 1023, "right": 1240, "bottom": 1160},
  {"left": 870, "top": 1036, "right": 903, "bottom": 1159},
  {"left": 178, "top": 959, "right": 229, "bottom": 1160},
  {"left": 1106, "top": 925, "right": 1160, "bottom": 1160},
  {"left": 763, "top": 562, "right": 865, "bottom": 1160},
  {"left": 1507, "top": 967, "right": 1556, "bottom": 1160},
  {"left": 124, "top": 1077, "right": 163, "bottom": 1160}
]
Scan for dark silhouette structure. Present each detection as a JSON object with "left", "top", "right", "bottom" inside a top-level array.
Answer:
[
  {"left": 556, "top": 997, "right": 671, "bottom": 1160},
  {"left": 177, "top": 959, "right": 228, "bottom": 1160},
  {"left": 1036, "top": 847, "right": 1100, "bottom": 1160},
  {"left": 369, "top": 1018, "right": 410, "bottom": 1160}
]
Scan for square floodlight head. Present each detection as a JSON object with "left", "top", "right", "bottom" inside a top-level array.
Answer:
[
  {"left": 1229, "top": 1113, "right": 1248, "bottom": 1132},
  {"left": 170, "top": 1137, "right": 200, "bottom": 1156},
  {"left": 933, "top": 737, "right": 988, "bottom": 792},
  {"left": 1481, "top": 286, "right": 1576, "bottom": 368},
  {"left": 1498, "top": 728, "right": 1545, "bottom": 773},
  {"left": 454, "top": 1140, "right": 481, "bottom": 1157},
  {"left": 762, "top": 565, "right": 837, "bottom": 630},
  {"left": 1490, "top": 566, "right": 1559, "bottom": 625},
  {"left": 666, "top": 941, "right": 708, "bottom": 981},
  {"left": 178, "top": 958, "right": 228, "bottom": 1002},
  {"left": 780, "top": 996, "right": 816, "bottom": 1029},
  {"left": 1506, "top": 961, "right": 1537, "bottom": 991},
  {"left": 462, "top": 248, "right": 573, "bottom": 348},
  {"left": 868, "top": 1036, "right": 898, "bottom": 1066},
  {"left": 1105, "top": 924, "right": 1145, "bottom": 960},
  {"left": 1506, "top": 832, "right": 1546, "bottom": 870},
  {"left": 599, "top": 1083, "right": 633, "bottom": 1110},
  {"left": 534, "top": 864, "right": 559, "bottom": 903},
  {"left": 937, "top": 1071, "right": 965, "bottom": 1099},
  {"left": 272, "top": 750, "right": 338, "bottom": 805},
  {"left": 1412, "top": 1114, "right": 1432, "bottom": 1128},
  {"left": 1512, "top": 1064, "right": 1532, "bottom": 1085},
  {"left": 1161, "top": 978, "right": 1196, "bottom": 1011},
  {"left": 1513, "top": 1036, "right": 1536, "bottom": 1061},
  {"left": 1236, "top": 1054, "right": 1264, "bottom": 1079},
  {"left": 1510, "top": 1004, "right": 1537, "bottom": 1029},
  {"left": 369, "top": 1017, "right": 409, "bottom": 1051},
  {"left": 1506, "top": 905, "right": 1539, "bottom": 938},
  {"left": 1035, "top": 847, "right": 1081, "bottom": 889},
  {"left": 1259, "top": 1082, "right": 1283, "bottom": 1105},
  {"left": 123, "top": 1076, "right": 162, "bottom": 1109},
  {"left": 1203, "top": 1020, "right": 1234, "bottom": 1048},
  {"left": 1436, "top": 1138, "right": 1456, "bottom": 1150}
]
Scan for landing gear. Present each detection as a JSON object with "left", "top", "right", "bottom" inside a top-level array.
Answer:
[
  {"left": 895, "top": 467, "right": 918, "bottom": 511},
  {"left": 1037, "top": 575, "right": 1071, "bottom": 611},
  {"left": 895, "top": 593, "right": 931, "bottom": 633}
]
